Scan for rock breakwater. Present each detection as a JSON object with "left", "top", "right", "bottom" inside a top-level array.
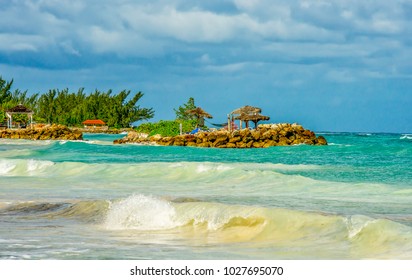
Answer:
[
  {"left": 0, "top": 124, "right": 83, "bottom": 140},
  {"left": 114, "top": 123, "right": 327, "bottom": 148}
]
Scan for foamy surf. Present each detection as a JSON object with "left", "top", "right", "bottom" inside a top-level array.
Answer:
[
  {"left": 101, "top": 195, "right": 412, "bottom": 251},
  {"left": 400, "top": 134, "right": 412, "bottom": 140},
  {"left": 0, "top": 159, "right": 54, "bottom": 176},
  {"left": 105, "top": 195, "right": 178, "bottom": 230},
  {"left": 2, "top": 195, "right": 412, "bottom": 259}
]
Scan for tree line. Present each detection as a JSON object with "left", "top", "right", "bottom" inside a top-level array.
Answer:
[{"left": 0, "top": 77, "right": 154, "bottom": 128}]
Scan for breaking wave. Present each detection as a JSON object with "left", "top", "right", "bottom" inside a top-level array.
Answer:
[
  {"left": 0, "top": 158, "right": 320, "bottom": 179},
  {"left": 3, "top": 194, "right": 412, "bottom": 258},
  {"left": 400, "top": 134, "right": 412, "bottom": 140}
]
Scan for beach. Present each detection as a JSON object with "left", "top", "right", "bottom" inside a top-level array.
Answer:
[{"left": 0, "top": 132, "right": 411, "bottom": 259}]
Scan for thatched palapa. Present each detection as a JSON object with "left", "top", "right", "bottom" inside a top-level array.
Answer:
[
  {"left": 186, "top": 107, "right": 213, "bottom": 127},
  {"left": 229, "top": 105, "right": 269, "bottom": 130},
  {"left": 234, "top": 113, "right": 270, "bottom": 129},
  {"left": 230, "top": 105, "right": 261, "bottom": 115},
  {"left": 5, "top": 104, "right": 34, "bottom": 129}
]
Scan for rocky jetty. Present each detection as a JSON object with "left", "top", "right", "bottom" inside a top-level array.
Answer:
[
  {"left": 114, "top": 123, "right": 327, "bottom": 148},
  {"left": 0, "top": 124, "right": 83, "bottom": 141}
]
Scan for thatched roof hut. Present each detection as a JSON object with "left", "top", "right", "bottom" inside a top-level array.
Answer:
[
  {"left": 82, "top": 119, "right": 106, "bottom": 126},
  {"left": 229, "top": 105, "right": 269, "bottom": 130},
  {"left": 230, "top": 105, "right": 261, "bottom": 115},
  {"left": 234, "top": 113, "right": 270, "bottom": 129},
  {"left": 186, "top": 107, "right": 213, "bottom": 127},
  {"left": 5, "top": 104, "right": 34, "bottom": 128},
  {"left": 6, "top": 104, "right": 33, "bottom": 114}
]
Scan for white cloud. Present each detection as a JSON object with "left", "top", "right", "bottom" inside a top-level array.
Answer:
[
  {"left": 81, "top": 26, "right": 164, "bottom": 56},
  {"left": 204, "top": 62, "right": 248, "bottom": 73},
  {"left": 0, "top": 34, "right": 47, "bottom": 52},
  {"left": 118, "top": 6, "right": 257, "bottom": 43}
]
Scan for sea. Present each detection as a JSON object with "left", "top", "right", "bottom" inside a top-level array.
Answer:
[{"left": 0, "top": 132, "right": 411, "bottom": 260}]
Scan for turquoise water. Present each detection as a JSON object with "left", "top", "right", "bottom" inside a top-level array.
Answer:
[{"left": 0, "top": 132, "right": 411, "bottom": 259}]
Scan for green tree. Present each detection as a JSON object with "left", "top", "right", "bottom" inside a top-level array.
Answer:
[
  {"left": 0, "top": 77, "right": 13, "bottom": 104},
  {"left": 1, "top": 76, "right": 154, "bottom": 127},
  {"left": 174, "top": 97, "right": 196, "bottom": 120}
]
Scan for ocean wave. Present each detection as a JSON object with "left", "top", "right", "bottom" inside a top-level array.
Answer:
[
  {"left": 0, "top": 159, "right": 54, "bottom": 176},
  {"left": 105, "top": 194, "right": 177, "bottom": 230},
  {"left": 0, "top": 149, "right": 35, "bottom": 158},
  {"left": 58, "top": 139, "right": 114, "bottom": 146},
  {"left": 3, "top": 194, "right": 412, "bottom": 258},
  {"left": 0, "top": 200, "right": 109, "bottom": 223},
  {"left": 328, "top": 143, "right": 353, "bottom": 147},
  {"left": 400, "top": 134, "right": 412, "bottom": 140},
  {"left": 102, "top": 195, "right": 412, "bottom": 258},
  {"left": 103, "top": 195, "right": 412, "bottom": 254},
  {"left": 0, "top": 139, "right": 53, "bottom": 146},
  {"left": 0, "top": 159, "right": 320, "bottom": 179},
  {"left": 0, "top": 159, "right": 402, "bottom": 200}
]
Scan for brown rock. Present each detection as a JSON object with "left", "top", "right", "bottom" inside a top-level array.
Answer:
[
  {"left": 187, "top": 141, "right": 197, "bottom": 147},
  {"left": 315, "top": 136, "right": 328, "bottom": 145},
  {"left": 251, "top": 130, "right": 260, "bottom": 140},
  {"left": 236, "top": 142, "right": 247, "bottom": 148},
  {"left": 263, "top": 140, "right": 276, "bottom": 148},
  {"left": 226, "top": 143, "right": 237, "bottom": 148},
  {"left": 278, "top": 136, "right": 290, "bottom": 145},
  {"left": 229, "top": 136, "right": 242, "bottom": 143},
  {"left": 197, "top": 142, "right": 210, "bottom": 147},
  {"left": 246, "top": 141, "right": 254, "bottom": 148},
  {"left": 252, "top": 141, "right": 264, "bottom": 148}
]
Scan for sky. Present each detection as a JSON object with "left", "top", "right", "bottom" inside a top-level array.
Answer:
[{"left": 0, "top": 0, "right": 411, "bottom": 133}]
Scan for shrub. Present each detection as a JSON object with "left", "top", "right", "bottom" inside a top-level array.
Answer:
[{"left": 135, "top": 119, "right": 200, "bottom": 137}]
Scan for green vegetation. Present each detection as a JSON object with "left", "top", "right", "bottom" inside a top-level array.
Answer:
[
  {"left": 1, "top": 76, "right": 154, "bottom": 128},
  {"left": 135, "top": 119, "right": 197, "bottom": 137},
  {"left": 174, "top": 97, "right": 196, "bottom": 120}
]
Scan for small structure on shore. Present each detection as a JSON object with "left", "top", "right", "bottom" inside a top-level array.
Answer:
[
  {"left": 5, "top": 104, "right": 34, "bottom": 129},
  {"left": 82, "top": 119, "right": 106, "bottom": 127},
  {"left": 186, "top": 107, "right": 213, "bottom": 127},
  {"left": 229, "top": 105, "right": 269, "bottom": 130},
  {"left": 235, "top": 113, "right": 270, "bottom": 129}
]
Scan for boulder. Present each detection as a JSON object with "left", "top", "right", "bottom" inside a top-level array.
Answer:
[{"left": 316, "top": 136, "right": 328, "bottom": 145}]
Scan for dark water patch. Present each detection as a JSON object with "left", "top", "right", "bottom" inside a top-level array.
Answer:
[{"left": 1, "top": 202, "right": 69, "bottom": 215}]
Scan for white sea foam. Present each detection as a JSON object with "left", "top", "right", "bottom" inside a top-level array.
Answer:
[
  {"left": 0, "top": 139, "right": 52, "bottom": 146},
  {"left": 104, "top": 194, "right": 179, "bottom": 230},
  {"left": 0, "top": 159, "right": 54, "bottom": 176},
  {"left": 346, "top": 215, "right": 376, "bottom": 239},
  {"left": 328, "top": 143, "right": 353, "bottom": 147},
  {"left": 400, "top": 134, "right": 412, "bottom": 140},
  {"left": 0, "top": 159, "right": 17, "bottom": 175},
  {"left": 26, "top": 159, "right": 54, "bottom": 174}
]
